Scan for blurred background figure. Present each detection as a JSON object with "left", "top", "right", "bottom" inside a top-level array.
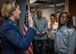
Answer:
[
  {"left": 33, "top": 10, "right": 48, "bottom": 54},
  {"left": 47, "top": 14, "right": 58, "bottom": 54},
  {"left": 48, "top": 14, "right": 58, "bottom": 32}
]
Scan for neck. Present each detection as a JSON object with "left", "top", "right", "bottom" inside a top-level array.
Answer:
[
  {"left": 51, "top": 20, "right": 55, "bottom": 24},
  {"left": 9, "top": 16, "right": 15, "bottom": 22},
  {"left": 62, "top": 23, "right": 67, "bottom": 27}
]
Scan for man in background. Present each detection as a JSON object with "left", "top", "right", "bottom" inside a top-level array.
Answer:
[{"left": 33, "top": 10, "right": 48, "bottom": 54}]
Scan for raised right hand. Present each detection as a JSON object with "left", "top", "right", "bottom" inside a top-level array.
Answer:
[{"left": 28, "top": 10, "right": 33, "bottom": 28}]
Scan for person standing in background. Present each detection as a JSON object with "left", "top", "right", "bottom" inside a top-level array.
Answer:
[
  {"left": 0, "top": 1, "right": 36, "bottom": 54},
  {"left": 49, "top": 12, "right": 76, "bottom": 54},
  {"left": 33, "top": 10, "right": 48, "bottom": 54},
  {"left": 47, "top": 14, "right": 58, "bottom": 54},
  {"left": 48, "top": 14, "right": 58, "bottom": 32}
]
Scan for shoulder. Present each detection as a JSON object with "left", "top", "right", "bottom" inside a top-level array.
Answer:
[
  {"left": 69, "top": 27, "right": 75, "bottom": 32},
  {"left": 42, "top": 17, "right": 46, "bottom": 19},
  {"left": 42, "top": 17, "right": 47, "bottom": 22},
  {"left": 0, "top": 19, "right": 16, "bottom": 31},
  {"left": 4, "top": 19, "right": 15, "bottom": 26},
  {"left": 68, "top": 28, "right": 76, "bottom": 35},
  {"left": 33, "top": 17, "right": 38, "bottom": 20},
  {"left": 33, "top": 17, "right": 38, "bottom": 22}
]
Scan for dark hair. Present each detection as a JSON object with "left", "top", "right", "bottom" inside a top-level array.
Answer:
[
  {"left": 50, "top": 14, "right": 55, "bottom": 18},
  {"left": 37, "top": 10, "right": 42, "bottom": 14},
  {"left": 58, "top": 12, "right": 73, "bottom": 29},
  {"left": 50, "top": 14, "right": 56, "bottom": 21}
]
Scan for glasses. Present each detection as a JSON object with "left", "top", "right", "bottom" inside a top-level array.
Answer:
[{"left": 61, "top": 16, "right": 67, "bottom": 18}]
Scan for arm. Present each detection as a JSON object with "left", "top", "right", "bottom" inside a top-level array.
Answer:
[
  {"left": 42, "top": 18, "right": 48, "bottom": 34},
  {"left": 47, "top": 30, "right": 56, "bottom": 40},
  {"left": 4, "top": 24, "right": 36, "bottom": 50},
  {"left": 68, "top": 29, "right": 76, "bottom": 54},
  {"left": 33, "top": 18, "right": 40, "bottom": 34}
]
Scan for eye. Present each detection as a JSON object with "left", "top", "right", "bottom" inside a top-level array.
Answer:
[{"left": 61, "top": 16, "right": 67, "bottom": 18}]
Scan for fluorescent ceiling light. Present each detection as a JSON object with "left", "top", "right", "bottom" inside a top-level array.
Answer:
[{"left": 30, "top": 0, "right": 37, "bottom": 4}]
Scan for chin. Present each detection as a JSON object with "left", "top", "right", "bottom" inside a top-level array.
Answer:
[
  {"left": 17, "top": 16, "right": 20, "bottom": 19},
  {"left": 18, "top": 17, "right": 20, "bottom": 20},
  {"left": 15, "top": 18, "right": 19, "bottom": 21},
  {"left": 61, "top": 23, "right": 64, "bottom": 25}
]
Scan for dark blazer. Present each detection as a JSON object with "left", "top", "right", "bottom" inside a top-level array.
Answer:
[{"left": 0, "top": 19, "right": 36, "bottom": 54}]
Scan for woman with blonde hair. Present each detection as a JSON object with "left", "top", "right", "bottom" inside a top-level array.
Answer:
[{"left": 0, "top": 1, "right": 36, "bottom": 54}]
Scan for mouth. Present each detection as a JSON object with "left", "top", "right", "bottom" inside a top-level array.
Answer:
[{"left": 60, "top": 20, "right": 63, "bottom": 23}]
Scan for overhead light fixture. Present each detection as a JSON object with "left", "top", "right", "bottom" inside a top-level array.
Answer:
[{"left": 30, "top": 0, "right": 37, "bottom": 4}]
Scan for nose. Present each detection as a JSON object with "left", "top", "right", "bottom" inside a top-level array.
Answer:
[
  {"left": 60, "top": 17, "right": 63, "bottom": 20},
  {"left": 60, "top": 17, "right": 64, "bottom": 21}
]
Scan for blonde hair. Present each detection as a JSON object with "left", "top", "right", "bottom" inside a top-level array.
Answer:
[{"left": 1, "top": 1, "right": 18, "bottom": 18}]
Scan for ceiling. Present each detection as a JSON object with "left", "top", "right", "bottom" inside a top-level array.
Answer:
[
  {"left": 0, "top": 0, "right": 16, "bottom": 5},
  {"left": 30, "top": 0, "right": 65, "bottom": 8},
  {"left": 0, "top": 0, "right": 65, "bottom": 10}
]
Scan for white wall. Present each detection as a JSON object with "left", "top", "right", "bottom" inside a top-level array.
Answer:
[
  {"left": 31, "top": 8, "right": 55, "bottom": 22},
  {"left": 64, "top": 0, "right": 69, "bottom": 12},
  {"left": 41, "top": 8, "right": 55, "bottom": 22}
]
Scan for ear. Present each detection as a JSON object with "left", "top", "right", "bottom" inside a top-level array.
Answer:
[
  {"left": 12, "top": 11, "right": 15, "bottom": 15},
  {"left": 12, "top": 10, "right": 17, "bottom": 15}
]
